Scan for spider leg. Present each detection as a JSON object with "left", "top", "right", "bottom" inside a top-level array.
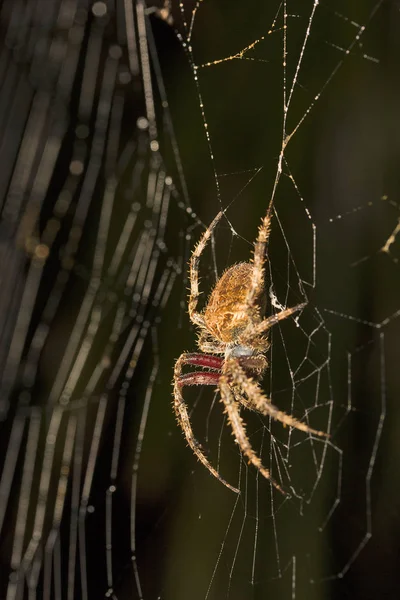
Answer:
[
  {"left": 232, "top": 386, "right": 258, "bottom": 412},
  {"left": 241, "top": 303, "right": 306, "bottom": 345},
  {"left": 179, "top": 371, "right": 221, "bottom": 386},
  {"left": 218, "top": 374, "right": 285, "bottom": 494},
  {"left": 178, "top": 352, "right": 223, "bottom": 371},
  {"left": 245, "top": 210, "right": 272, "bottom": 313},
  {"left": 225, "top": 358, "right": 329, "bottom": 438},
  {"left": 197, "top": 332, "right": 226, "bottom": 355},
  {"left": 173, "top": 353, "right": 240, "bottom": 494},
  {"left": 189, "top": 211, "right": 225, "bottom": 328}
]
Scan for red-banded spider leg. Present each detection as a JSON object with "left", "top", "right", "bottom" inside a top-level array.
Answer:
[
  {"left": 177, "top": 354, "right": 223, "bottom": 387},
  {"left": 178, "top": 353, "right": 223, "bottom": 371}
]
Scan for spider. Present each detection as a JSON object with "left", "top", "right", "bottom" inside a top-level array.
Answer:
[{"left": 173, "top": 209, "right": 328, "bottom": 494}]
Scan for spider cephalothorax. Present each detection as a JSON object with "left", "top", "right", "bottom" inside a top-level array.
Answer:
[{"left": 173, "top": 210, "right": 328, "bottom": 494}]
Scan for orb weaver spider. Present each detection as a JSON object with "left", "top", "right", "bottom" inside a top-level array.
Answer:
[{"left": 173, "top": 209, "right": 328, "bottom": 494}]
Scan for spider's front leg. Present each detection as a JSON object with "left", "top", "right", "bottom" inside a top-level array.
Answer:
[
  {"left": 225, "top": 358, "right": 329, "bottom": 439},
  {"left": 173, "top": 353, "right": 240, "bottom": 494},
  {"left": 218, "top": 373, "right": 286, "bottom": 495}
]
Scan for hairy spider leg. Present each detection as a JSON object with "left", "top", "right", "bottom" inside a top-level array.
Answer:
[
  {"left": 179, "top": 371, "right": 221, "bottom": 386},
  {"left": 173, "top": 352, "right": 240, "bottom": 494},
  {"left": 188, "top": 210, "right": 225, "bottom": 327},
  {"left": 241, "top": 303, "right": 306, "bottom": 345},
  {"left": 218, "top": 375, "right": 285, "bottom": 495},
  {"left": 225, "top": 358, "right": 329, "bottom": 438},
  {"left": 178, "top": 353, "right": 223, "bottom": 371},
  {"left": 245, "top": 209, "right": 272, "bottom": 313}
]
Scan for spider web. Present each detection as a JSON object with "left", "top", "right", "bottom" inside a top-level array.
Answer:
[{"left": 0, "top": 1, "right": 398, "bottom": 599}]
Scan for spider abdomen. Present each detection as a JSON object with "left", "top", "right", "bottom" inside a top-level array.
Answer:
[{"left": 203, "top": 262, "right": 266, "bottom": 344}]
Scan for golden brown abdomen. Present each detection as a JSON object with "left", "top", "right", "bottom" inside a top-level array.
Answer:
[{"left": 203, "top": 262, "right": 266, "bottom": 344}]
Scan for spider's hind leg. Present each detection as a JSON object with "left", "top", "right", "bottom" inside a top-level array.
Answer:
[
  {"left": 241, "top": 303, "right": 306, "bottom": 346},
  {"left": 188, "top": 210, "right": 225, "bottom": 327},
  {"left": 245, "top": 210, "right": 273, "bottom": 314}
]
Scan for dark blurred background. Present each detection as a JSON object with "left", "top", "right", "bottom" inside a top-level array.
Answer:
[{"left": 0, "top": 1, "right": 400, "bottom": 599}]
